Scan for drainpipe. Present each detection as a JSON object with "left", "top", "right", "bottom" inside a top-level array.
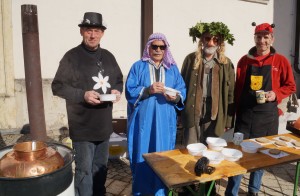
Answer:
[
  {"left": 21, "top": 4, "right": 47, "bottom": 141},
  {"left": 294, "top": 0, "right": 300, "bottom": 74},
  {"left": 141, "top": 0, "right": 153, "bottom": 57}
]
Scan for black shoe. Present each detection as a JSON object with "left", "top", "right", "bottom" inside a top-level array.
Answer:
[{"left": 247, "top": 192, "right": 258, "bottom": 196}]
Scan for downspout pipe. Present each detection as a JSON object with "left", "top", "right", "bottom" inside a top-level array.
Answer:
[
  {"left": 294, "top": 0, "right": 300, "bottom": 74},
  {"left": 141, "top": 0, "right": 153, "bottom": 57},
  {"left": 21, "top": 4, "right": 47, "bottom": 141}
]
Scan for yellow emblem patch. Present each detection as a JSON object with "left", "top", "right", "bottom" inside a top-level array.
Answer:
[{"left": 250, "top": 75, "right": 263, "bottom": 90}]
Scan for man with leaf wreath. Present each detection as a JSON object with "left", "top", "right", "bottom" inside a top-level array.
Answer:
[
  {"left": 225, "top": 23, "right": 296, "bottom": 196},
  {"left": 180, "top": 21, "right": 235, "bottom": 146},
  {"left": 180, "top": 22, "right": 235, "bottom": 195}
]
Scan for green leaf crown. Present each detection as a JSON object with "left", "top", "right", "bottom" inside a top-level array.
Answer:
[{"left": 189, "top": 22, "right": 235, "bottom": 46}]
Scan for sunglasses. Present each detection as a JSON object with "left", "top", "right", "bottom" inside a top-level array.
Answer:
[
  {"left": 204, "top": 37, "right": 219, "bottom": 43},
  {"left": 150, "top": 44, "right": 166, "bottom": 50}
]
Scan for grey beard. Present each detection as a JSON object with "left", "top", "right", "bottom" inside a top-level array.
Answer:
[{"left": 204, "top": 46, "right": 218, "bottom": 55}]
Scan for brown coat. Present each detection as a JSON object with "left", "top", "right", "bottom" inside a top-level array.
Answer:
[{"left": 180, "top": 52, "right": 235, "bottom": 136}]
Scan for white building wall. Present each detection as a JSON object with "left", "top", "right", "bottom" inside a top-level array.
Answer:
[
  {"left": 154, "top": 0, "right": 275, "bottom": 69},
  {"left": 1, "top": 0, "right": 296, "bottom": 131},
  {"left": 12, "top": 0, "right": 141, "bottom": 79},
  {"left": 12, "top": 0, "right": 296, "bottom": 78}
]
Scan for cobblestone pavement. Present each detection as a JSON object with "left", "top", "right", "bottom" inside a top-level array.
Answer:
[{"left": 0, "top": 130, "right": 299, "bottom": 196}]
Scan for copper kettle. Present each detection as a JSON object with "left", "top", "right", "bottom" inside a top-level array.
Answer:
[{"left": 0, "top": 141, "right": 64, "bottom": 178}]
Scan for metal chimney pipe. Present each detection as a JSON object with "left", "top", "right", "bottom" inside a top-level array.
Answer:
[{"left": 21, "top": 4, "right": 47, "bottom": 141}]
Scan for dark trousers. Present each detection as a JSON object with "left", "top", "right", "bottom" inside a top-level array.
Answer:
[
  {"left": 73, "top": 140, "right": 109, "bottom": 196},
  {"left": 200, "top": 97, "right": 218, "bottom": 144},
  {"left": 226, "top": 107, "right": 279, "bottom": 195},
  {"left": 200, "top": 97, "right": 217, "bottom": 195}
]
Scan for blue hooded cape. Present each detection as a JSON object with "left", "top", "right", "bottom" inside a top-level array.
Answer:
[{"left": 125, "top": 60, "right": 186, "bottom": 195}]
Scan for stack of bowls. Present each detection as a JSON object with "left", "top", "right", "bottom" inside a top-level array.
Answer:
[
  {"left": 202, "top": 150, "right": 224, "bottom": 165},
  {"left": 221, "top": 148, "right": 243, "bottom": 161},
  {"left": 206, "top": 137, "right": 227, "bottom": 151},
  {"left": 164, "top": 87, "right": 180, "bottom": 96},
  {"left": 187, "top": 143, "right": 207, "bottom": 156}
]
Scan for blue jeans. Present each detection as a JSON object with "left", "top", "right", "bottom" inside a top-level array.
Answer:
[
  {"left": 73, "top": 140, "right": 109, "bottom": 196},
  {"left": 225, "top": 169, "right": 264, "bottom": 196}
]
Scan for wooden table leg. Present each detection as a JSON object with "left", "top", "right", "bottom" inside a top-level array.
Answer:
[{"left": 294, "top": 161, "right": 300, "bottom": 196}]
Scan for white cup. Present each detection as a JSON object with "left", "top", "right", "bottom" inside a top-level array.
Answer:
[{"left": 233, "top": 132, "right": 244, "bottom": 145}]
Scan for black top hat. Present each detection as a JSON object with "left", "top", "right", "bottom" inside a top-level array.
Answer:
[{"left": 78, "top": 12, "right": 107, "bottom": 30}]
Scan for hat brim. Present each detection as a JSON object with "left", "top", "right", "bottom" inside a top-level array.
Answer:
[
  {"left": 254, "top": 30, "right": 272, "bottom": 34},
  {"left": 78, "top": 24, "right": 107, "bottom": 30}
]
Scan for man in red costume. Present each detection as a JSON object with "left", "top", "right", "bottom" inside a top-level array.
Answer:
[{"left": 225, "top": 23, "right": 296, "bottom": 196}]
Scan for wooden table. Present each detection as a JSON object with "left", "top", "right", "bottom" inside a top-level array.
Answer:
[{"left": 143, "top": 133, "right": 300, "bottom": 196}]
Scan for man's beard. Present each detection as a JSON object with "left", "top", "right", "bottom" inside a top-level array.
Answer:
[{"left": 203, "top": 46, "right": 218, "bottom": 55}]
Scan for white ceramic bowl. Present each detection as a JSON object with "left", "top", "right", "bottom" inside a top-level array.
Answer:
[
  {"left": 240, "top": 141, "right": 262, "bottom": 153},
  {"left": 221, "top": 148, "right": 243, "bottom": 162},
  {"left": 187, "top": 143, "right": 207, "bottom": 156},
  {"left": 202, "top": 150, "right": 224, "bottom": 165},
  {"left": 99, "top": 94, "right": 116, "bottom": 101},
  {"left": 206, "top": 137, "right": 227, "bottom": 151},
  {"left": 164, "top": 87, "right": 179, "bottom": 96}
]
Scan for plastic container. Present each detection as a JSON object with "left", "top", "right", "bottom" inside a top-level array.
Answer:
[
  {"left": 206, "top": 137, "right": 227, "bottom": 151},
  {"left": 221, "top": 148, "right": 243, "bottom": 161},
  {"left": 62, "top": 137, "right": 72, "bottom": 148},
  {"left": 99, "top": 94, "right": 116, "bottom": 101},
  {"left": 240, "top": 141, "right": 262, "bottom": 153},
  {"left": 187, "top": 143, "right": 207, "bottom": 156},
  {"left": 109, "top": 133, "right": 127, "bottom": 159},
  {"left": 202, "top": 150, "right": 224, "bottom": 165},
  {"left": 164, "top": 87, "right": 179, "bottom": 96}
]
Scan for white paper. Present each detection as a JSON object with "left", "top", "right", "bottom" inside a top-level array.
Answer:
[{"left": 260, "top": 149, "right": 289, "bottom": 159}]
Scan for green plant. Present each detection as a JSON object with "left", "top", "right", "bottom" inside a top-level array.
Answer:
[{"left": 189, "top": 22, "right": 235, "bottom": 45}]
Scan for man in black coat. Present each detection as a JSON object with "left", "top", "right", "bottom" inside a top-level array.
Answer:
[{"left": 52, "top": 12, "right": 123, "bottom": 196}]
